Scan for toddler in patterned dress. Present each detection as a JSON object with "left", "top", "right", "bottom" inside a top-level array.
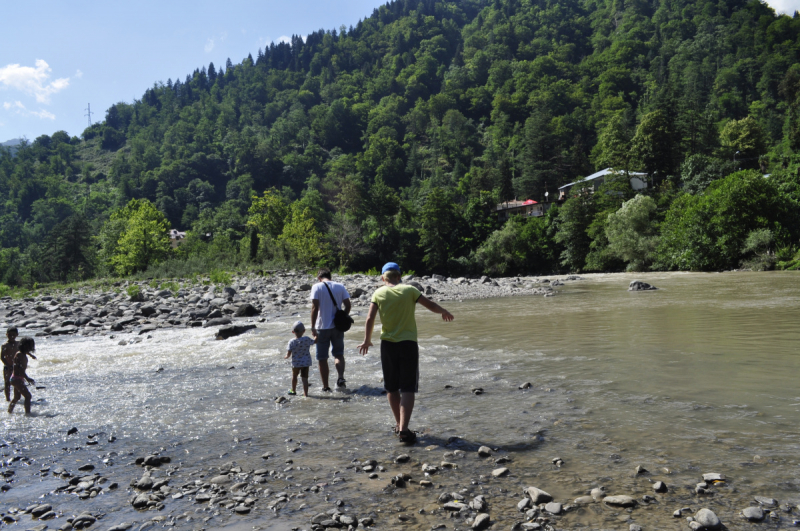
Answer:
[{"left": 285, "top": 321, "right": 315, "bottom": 397}]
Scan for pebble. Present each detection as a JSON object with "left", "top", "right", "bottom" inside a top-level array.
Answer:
[
  {"left": 477, "top": 446, "right": 492, "bottom": 457},
  {"left": 603, "top": 495, "right": 637, "bottom": 508},
  {"left": 694, "top": 508, "right": 721, "bottom": 529},
  {"left": 472, "top": 513, "right": 491, "bottom": 530},
  {"left": 742, "top": 506, "right": 765, "bottom": 521},
  {"left": 653, "top": 481, "right": 667, "bottom": 493},
  {"left": 491, "top": 467, "right": 509, "bottom": 477},
  {"left": 544, "top": 502, "right": 562, "bottom": 514},
  {"left": 526, "top": 487, "right": 553, "bottom": 504}
]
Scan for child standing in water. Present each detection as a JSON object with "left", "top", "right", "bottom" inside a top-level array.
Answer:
[
  {"left": 8, "top": 337, "right": 36, "bottom": 415},
  {"left": 2, "top": 327, "right": 30, "bottom": 402},
  {"left": 285, "top": 321, "right": 314, "bottom": 397}
]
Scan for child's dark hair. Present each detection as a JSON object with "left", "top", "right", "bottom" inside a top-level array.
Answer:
[
  {"left": 18, "top": 337, "right": 35, "bottom": 353},
  {"left": 6, "top": 326, "right": 18, "bottom": 336}
]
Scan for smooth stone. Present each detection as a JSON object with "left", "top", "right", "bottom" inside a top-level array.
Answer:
[
  {"left": 215, "top": 324, "right": 256, "bottom": 340},
  {"left": 492, "top": 467, "right": 509, "bottom": 477},
  {"left": 603, "top": 495, "right": 637, "bottom": 508},
  {"left": 443, "top": 501, "right": 466, "bottom": 511},
  {"left": 131, "top": 493, "right": 150, "bottom": 508},
  {"left": 544, "top": 502, "right": 562, "bottom": 514},
  {"left": 395, "top": 454, "right": 410, "bottom": 463},
  {"left": 209, "top": 475, "right": 231, "bottom": 484},
  {"left": 755, "top": 496, "right": 777, "bottom": 506},
  {"left": 629, "top": 280, "right": 657, "bottom": 291},
  {"left": 517, "top": 498, "right": 532, "bottom": 511},
  {"left": 743, "top": 506, "right": 765, "bottom": 521},
  {"left": 134, "top": 476, "right": 153, "bottom": 490},
  {"left": 653, "top": 481, "right": 668, "bottom": 493},
  {"left": 630, "top": 525, "right": 642, "bottom": 531},
  {"left": 590, "top": 487, "right": 606, "bottom": 500},
  {"left": 574, "top": 496, "right": 595, "bottom": 505},
  {"left": 526, "top": 487, "right": 553, "bottom": 504},
  {"left": 519, "top": 382, "right": 532, "bottom": 389},
  {"left": 477, "top": 446, "right": 492, "bottom": 457},
  {"left": 702, "top": 473, "right": 725, "bottom": 482},
  {"left": 203, "top": 317, "right": 231, "bottom": 328},
  {"left": 694, "top": 508, "right": 721, "bottom": 529},
  {"left": 472, "top": 513, "right": 491, "bottom": 530}
]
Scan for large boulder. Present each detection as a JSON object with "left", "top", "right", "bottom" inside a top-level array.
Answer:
[
  {"left": 234, "top": 304, "right": 259, "bottom": 317},
  {"left": 203, "top": 318, "right": 231, "bottom": 328},
  {"left": 694, "top": 508, "right": 721, "bottom": 529},
  {"left": 525, "top": 487, "right": 553, "bottom": 504},
  {"left": 216, "top": 325, "right": 257, "bottom": 340},
  {"left": 629, "top": 280, "right": 657, "bottom": 291}
]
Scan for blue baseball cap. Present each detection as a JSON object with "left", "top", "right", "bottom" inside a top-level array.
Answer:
[{"left": 381, "top": 262, "right": 401, "bottom": 274}]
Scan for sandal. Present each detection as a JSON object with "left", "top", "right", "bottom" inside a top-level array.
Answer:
[
  {"left": 287, "top": 389, "right": 297, "bottom": 396},
  {"left": 322, "top": 387, "right": 332, "bottom": 392},
  {"left": 398, "top": 430, "right": 417, "bottom": 444}
]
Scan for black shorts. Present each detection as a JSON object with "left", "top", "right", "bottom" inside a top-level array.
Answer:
[{"left": 380, "top": 340, "right": 419, "bottom": 393}]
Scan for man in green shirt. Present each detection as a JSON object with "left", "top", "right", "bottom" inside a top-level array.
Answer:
[{"left": 358, "top": 262, "right": 454, "bottom": 444}]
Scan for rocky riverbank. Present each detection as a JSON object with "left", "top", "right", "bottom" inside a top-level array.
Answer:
[{"left": 0, "top": 272, "right": 578, "bottom": 340}]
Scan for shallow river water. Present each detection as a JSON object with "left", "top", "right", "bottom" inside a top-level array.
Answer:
[{"left": 3, "top": 271, "right": 800, "bottom": 530}]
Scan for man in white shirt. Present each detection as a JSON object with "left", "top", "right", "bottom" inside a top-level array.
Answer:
[{"left": 310, "top": 268, "right": 351, "bottom": 391}]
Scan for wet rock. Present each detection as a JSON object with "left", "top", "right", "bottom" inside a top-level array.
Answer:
[
  {"left": 518, "top": 498, "right": 532, "bottom": 511},
  {"left": 71, "top": 513, "right": 96, "bottom": 529},
  {"left": 519, "top": 382, "right": 532, "bottom": 389},
  {"left": 234, "top": 304, "right": 259, "bottom": 317},
  {"left": 209, "top": 475, "right": 231, "bottom": 484},
  {"left": 492, "top": 467, "right": 509, "bottom": 477},
  {"left": 134, "top": 476, "right": 153, "bottom": 490},
  {"left": 131, "top": 494, "right": 150, "bottom": 509},
  {"left": 470, "top": 495, "right": 488, "bottom": 512},
  {"left": 629, "top": 280, "right": 657, "bottom": 291},
  {"left": 635, "top": 465, "right": 647, "bottom": 474},
  {"left": 203, "top": 317, "right": 231, "bottom": 328},
  {"left": 653, "top": 481, "right": 668, "bottom": 493},
  {"left": 525, "top": 487, "right": 553, "bottom": 504},
  {"left": 629, "top": 525, "right": 643, "bottom": 531},
  {"left": 590, "top": 487, "right": 606, "bottom": 500},
  {"left": 477, "top": 446, "right": 492, "bottom": 457},
  {"left": 545, "top": 502, "right": 562, "bottom": 514},
  {"left": 30, "top": 504, "right": 53, "bottom": 517},
  {"left": 140, "top": 306, "right": 157, "bottom": 317},
  {"left": 215, "top": 324, "right": 256, "bottom": 340},
  {"left": 755, "top": 496, "right": 778, "bottom": 506},
  {"left": 439, "top": 492, "right": 454, "bottom": 504},
  {"left": 574, "top": 496, "right": 594, "bottom": 505},
  {"left": 234, "top": 504, "right": 250, "bottom": 514},
  {"left": 694, "top": 508, "right": 721, "bottom": 529},
  {"left": 742, "top": 506, "right": 765, "bottom": 521},
  {"left": 603, "top": 495, "right": 637, "bottom": 508},
  {"left": 51, "top": 325, "right": 78, "bottom": 335},
  {"left": 472, "top": 513, "right": 491, "bottom": 530},
  {"left": 702, "top": 473, "right": 725, "bottom": 482},
  {"left": 443, "top": 501, "right": 466, "bottom": 511},
  {"left": 77, "top": 464, "right": 95, "bottom": 472},
  {"left": 395, "top": 454, "right": 410, "bottom": 463}
]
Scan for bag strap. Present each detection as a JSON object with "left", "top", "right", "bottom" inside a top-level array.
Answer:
[{"left": 322, "top": 282, "right": 340, "bottom": 310}]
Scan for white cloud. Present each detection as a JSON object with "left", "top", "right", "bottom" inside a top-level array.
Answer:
[
  {"left": 3, "top": 100, "right": 55, "bottom": 119},
  {"left": 277, "top": 35, "right": 291, "bottom": 44},
  {"left": 75, "top": 69, "right": 83, "bottom": 79},
  {"left": 765, "top": 0, "right": 800, "bottom": 13},
  {"left": 0, "top": 59, "right": 69, "bottom": 103},
  {"left": 205, "top": 38, "right": 215, "bottom": 53}
]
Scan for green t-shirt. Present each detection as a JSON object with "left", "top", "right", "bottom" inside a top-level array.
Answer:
[{"left": 371, "top": 284, "right": 422, "bottom": 343}]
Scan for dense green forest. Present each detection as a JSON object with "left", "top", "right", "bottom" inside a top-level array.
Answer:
[{"left": 3, "top": 0, "right": 800, "bottom": 288}]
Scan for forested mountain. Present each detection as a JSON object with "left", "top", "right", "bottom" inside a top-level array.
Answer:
[{"left": 2, "top": 0, "right": 800, "bottom": 287}]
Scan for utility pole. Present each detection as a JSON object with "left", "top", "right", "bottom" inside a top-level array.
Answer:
[{"left": 84, "top": 103, "right": 93, "bottom": 127}]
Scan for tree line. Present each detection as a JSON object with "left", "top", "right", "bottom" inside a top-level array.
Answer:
[{"left": 2, "top": 0, "right": 800, "bottom": 289}]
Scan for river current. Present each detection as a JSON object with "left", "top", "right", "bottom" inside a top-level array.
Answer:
[{"left": 3, "top": 271, "right": 800, "bottom": 530}]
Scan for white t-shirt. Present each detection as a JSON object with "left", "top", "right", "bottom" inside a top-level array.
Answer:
[{"left": 309, "top": 281, "right": 350, "bottom": 330}]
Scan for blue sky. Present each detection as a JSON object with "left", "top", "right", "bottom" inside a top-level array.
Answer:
[{"left": 1, "top": 0, "right": 799, "bottom": 143}]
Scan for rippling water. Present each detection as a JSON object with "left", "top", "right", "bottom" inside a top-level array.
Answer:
[{"left": 4, "top": 271, "right": 800, "bottom": 530}]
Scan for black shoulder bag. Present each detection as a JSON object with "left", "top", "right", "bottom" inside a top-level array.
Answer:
[{"left": 323, "top": 282, "right": 354, "bottom": 332}]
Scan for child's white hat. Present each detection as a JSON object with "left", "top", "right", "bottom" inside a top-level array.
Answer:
[{"left": 291, "top": 321, "right": 305, "bottom": 333}]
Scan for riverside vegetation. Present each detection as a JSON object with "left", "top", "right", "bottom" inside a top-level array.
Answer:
[{"left": 3, "top": 0, "right": 800, "bottom": 292}]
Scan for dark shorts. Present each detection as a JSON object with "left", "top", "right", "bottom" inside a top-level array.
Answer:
[
  {"left": 292, "top": 367, "right": 309, "bottom": 378},
  {"left": 380, "top": 340, "right": 419, "bottom": 393},
  {"left": 316, "top": 328, "right": 344, "bottom": 360}
]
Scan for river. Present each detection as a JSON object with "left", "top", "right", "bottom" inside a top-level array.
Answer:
[{"left": 3, "top": 271, "right": 800, "bottom": 530}]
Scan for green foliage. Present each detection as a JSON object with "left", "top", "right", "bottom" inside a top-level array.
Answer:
[
  {"left": 210, "top": 269, "right": 232, "bottom": 285},
  {"left": 656, "top": 171, "right": 799, "bottom": 271},
  {"left": 126, "top": 284, "right": 141, "bottom": 299},
  {"left": 605, "top": 195, "right": 660, "bottom": 271},
  {"left": 1, "top": 0, "right": 800, "bottom": 282}
]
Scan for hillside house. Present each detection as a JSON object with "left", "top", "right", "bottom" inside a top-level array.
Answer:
[
  {"left": 558, "top": 168, "right": 648, "bottom": 200},
  {"left": 496, "top": 199, "right": 548, "bottom": 221}
]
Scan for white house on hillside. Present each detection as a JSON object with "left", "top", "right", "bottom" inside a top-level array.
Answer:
[{"left": 558, "top": 168, "right": 648, "bottom": 199}]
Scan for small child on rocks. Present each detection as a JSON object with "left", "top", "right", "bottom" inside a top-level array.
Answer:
[
  {"left": 8, "top": 336, "right": 36, "bottom": 415},
  {"left": 285, "top": 321, "right": 314, "bottom": 397}
]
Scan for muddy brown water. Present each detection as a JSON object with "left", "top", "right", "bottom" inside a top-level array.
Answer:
[{"left": 2, "top": 271, "right": 800, "bottom": 530}]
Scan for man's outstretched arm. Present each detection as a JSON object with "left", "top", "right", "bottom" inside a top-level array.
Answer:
[{"left": 358, "top": 303, "right": 379, "bottom": 355}]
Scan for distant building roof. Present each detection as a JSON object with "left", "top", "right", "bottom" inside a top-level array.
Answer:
[{"left": 558, "top": 168, "right": 648, "bottom": 190}]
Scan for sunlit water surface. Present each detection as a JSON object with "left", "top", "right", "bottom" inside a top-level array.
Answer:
[{"left": 3, "top": 271, "right": 800, "bottom": 530}]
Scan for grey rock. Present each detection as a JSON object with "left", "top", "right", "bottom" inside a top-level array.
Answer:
[
  {"left": 629, "top": 525, "right": 643, "bottom": 531},
  {"left": 30, "top": 504, "right": 53, "bottom": 517},
  {"left": 702, "top": 473, "right": 725, "bottom": 482},
  {"left": 544, "top": 502, "right": 562, "bottom": 514},
  {"left": 472, "top": 513, "right": 491, "bottom": 530},
  {"left": 395, "top": 454, "right": 410, "bottom": 463},
  {"left": 443, "top": 501, "right": 466, "bottom": 511},
  {"left": 742, "top": 506, "right": 765, "bottom": 521},
  {"left": 234, "top": 304, "right": 259, "bottom": 317},
  {"left": 131, "top": 493, "right": 150, "bottom": 509},
  {"left": 407, "top": 281, "right": 424, "bottom": 291},
  {"left": 517, "top": 497, "right": 532, "bottom": 511},
  {"left": 518, "top": 382, "right": 532, "bottom": 389},
  {"left": 653, "top": 481, "right": 668, "bottom": 493},
  {"left": 694, "top": 508, "right": 721, "bottom": 529},
  {"left": 222, "top": 287, "right": 236, "bottom": 298},
  {"left": 492, "top": 467, "right": 509, "bottom": 477},
  {"left": 134, "top": 476, "right": 153, "bottom": 490},
  {"left": 590, "top": 487, "right": 606, "bottom": 500},
  {"left": 526, "top": 487, "right": 553, "bottom": 504},
  {"left": 51, "top": 325, "right": 78, "bottom": 335},
  {"left": 215, "top": 324, "right": 256, "bottom": 340},
  {"left": 203, "top": 317, "right": 231, "bottom": 328},
  {"left": 755, "top": 496, "right": 778, "bottom": 506},
  {"left": 574, "top": 496, "right": 594, "bottom": 505},
  {"left": 629, "top": 280, "right": 657, "bottom": 291},
  {"left": 209, "top": 474, "right": 231, "bottom": 484},
  {"left": 603, "top": 495, "right": 637, "bottom": 508},
  {"left": 139, "top": 306, "right": 157, "bottom": 317},
  {"left": 477, "top": 446, "right": 492, "bottom": 457}
]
